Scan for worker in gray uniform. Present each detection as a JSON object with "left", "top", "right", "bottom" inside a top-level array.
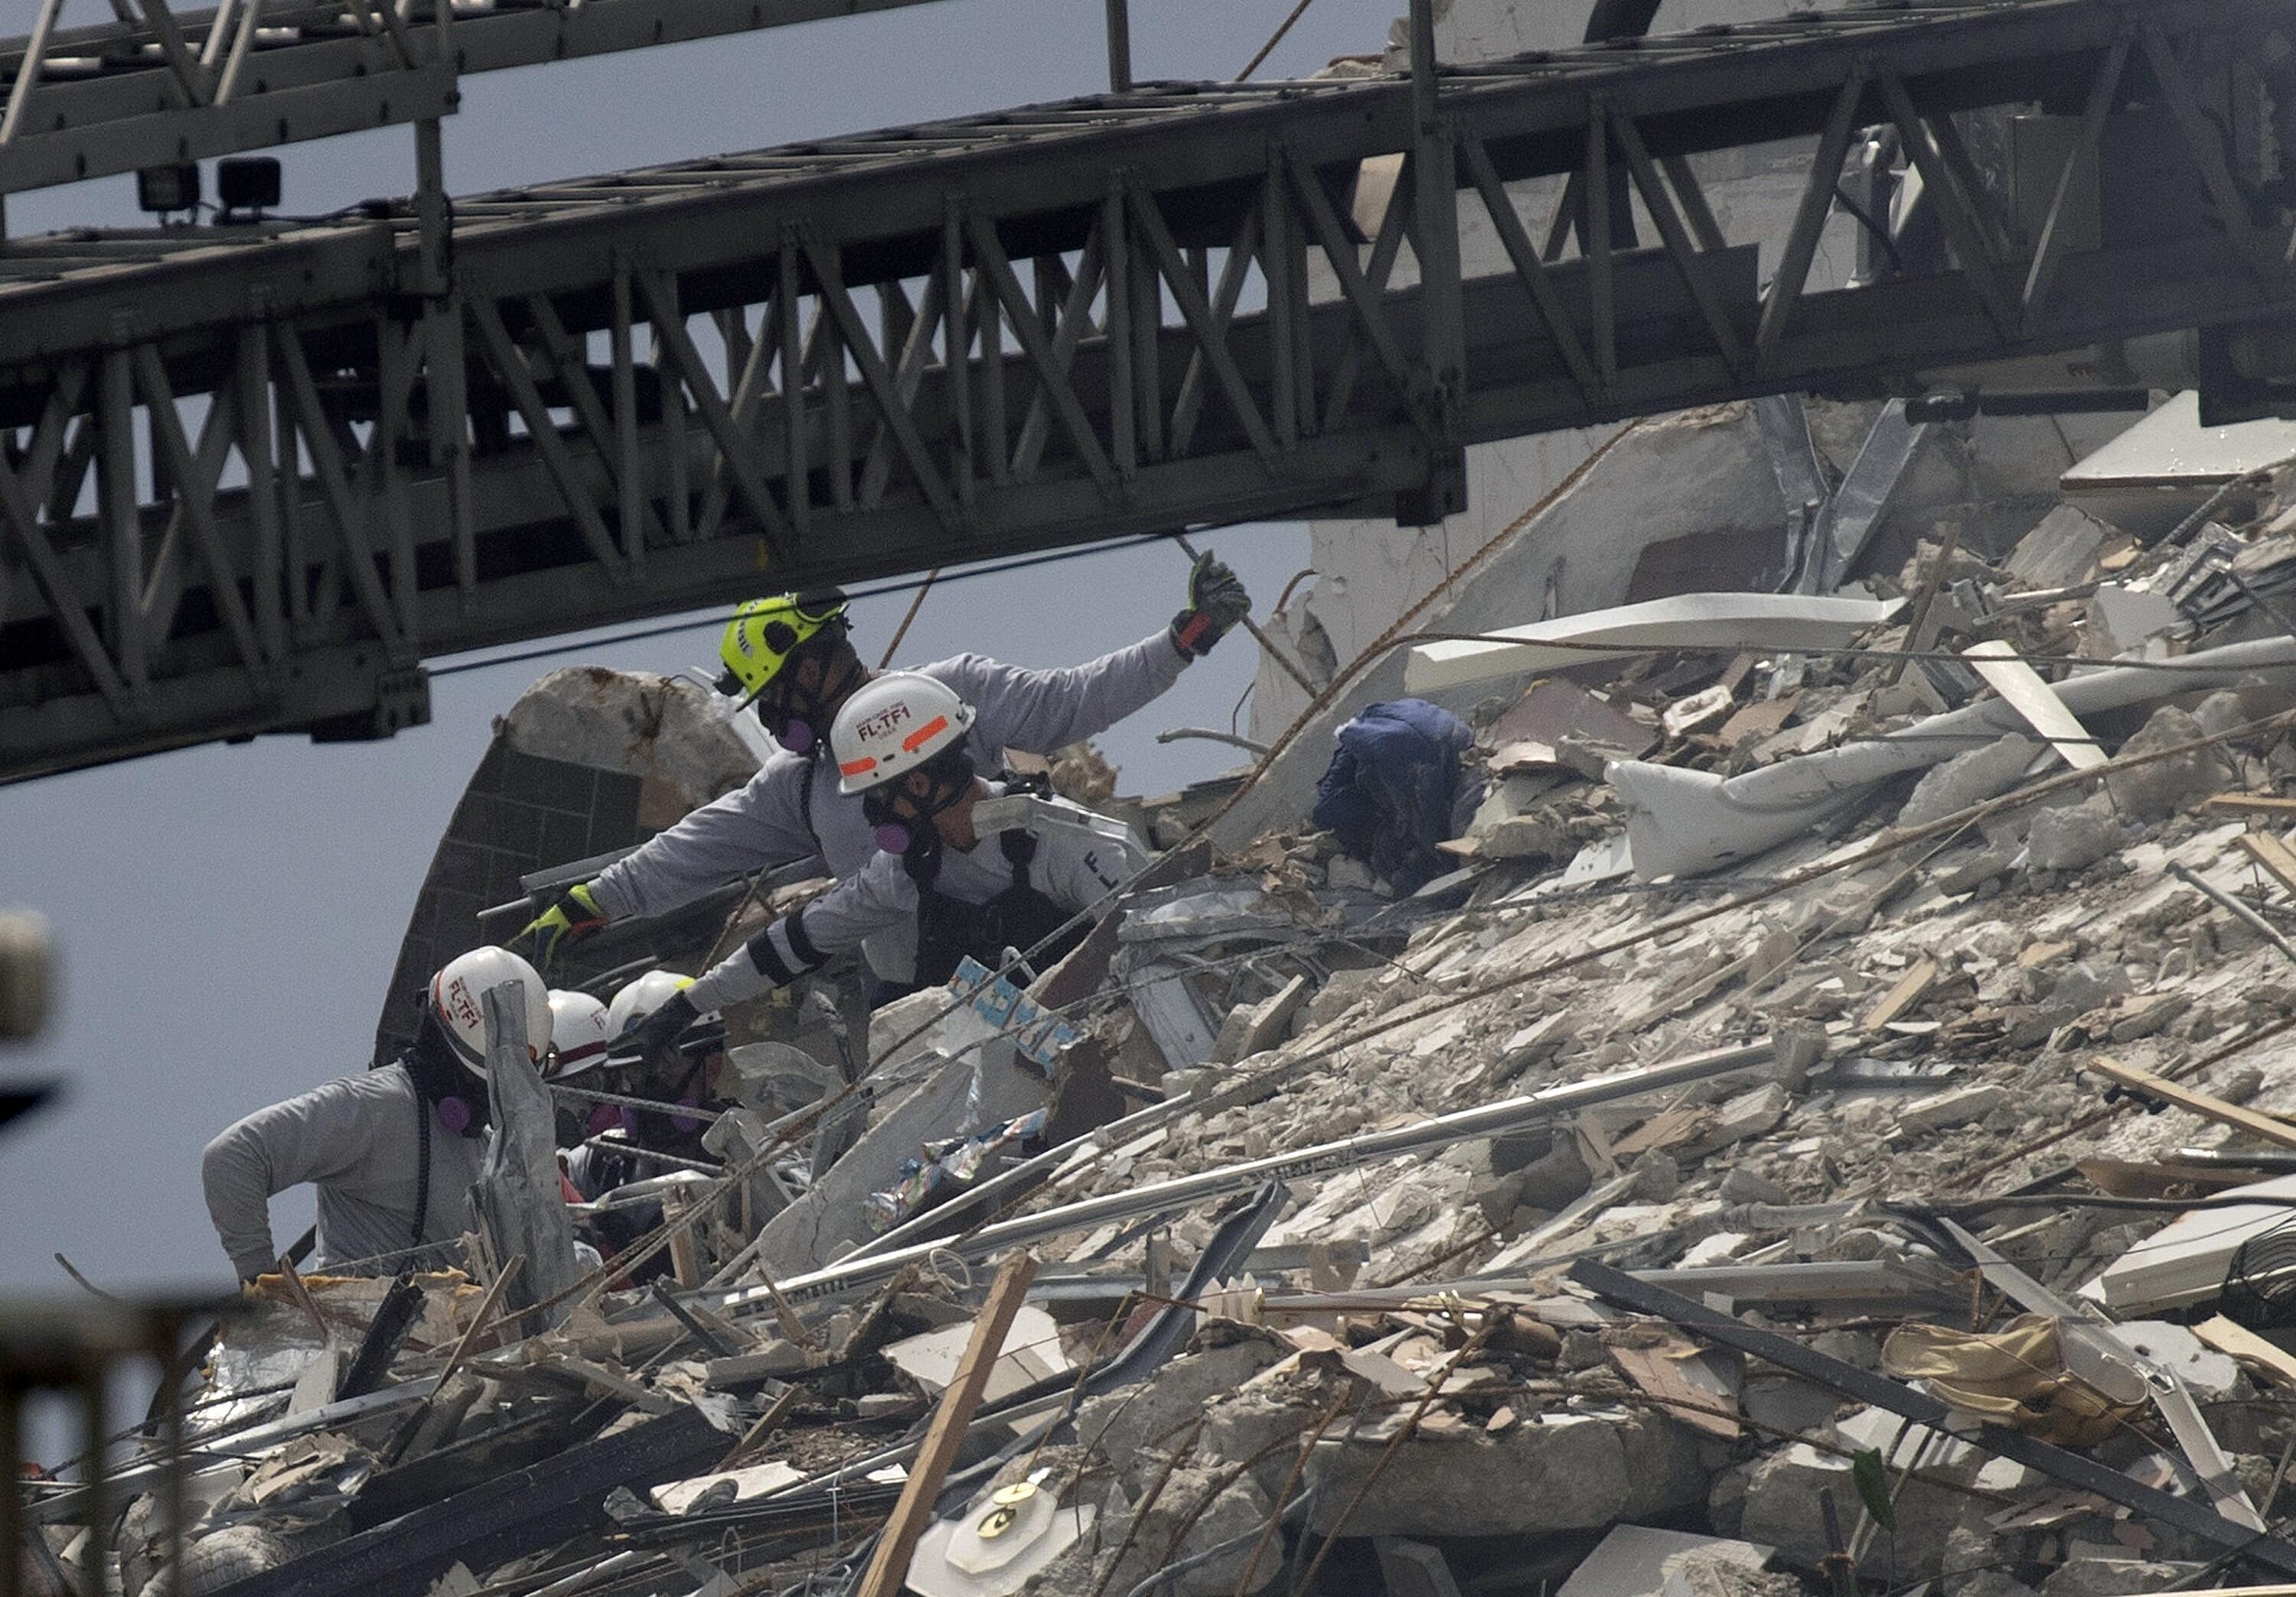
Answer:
[
  {"left": 618, "top": 673, "right": 1150, "bottom": 1052},
  {"left": 517, "top": 553, "right": 1249, "bottom": 991},
  {"left": 201, "top": 947, "right": 553, "bottom": 1284}
]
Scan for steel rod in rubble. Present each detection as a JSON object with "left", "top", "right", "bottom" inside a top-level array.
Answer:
[{"left": 719, "top": 1038, "right": 1776, "bottom": 1314}]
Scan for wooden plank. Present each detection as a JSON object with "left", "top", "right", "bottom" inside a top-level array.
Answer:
[
  {"left": 662, "top": 1189, "right": 700, "bottom": 1290},
  {"left": 2196, "top": 1316, "right": 2296, "bottom": 1392},
  {"left": 1864, "top": 957, "right": 1939, "bottom": 1032},
  {"left": 1962, "top": 640, "right": 2107, "bottom": 771},
  {"left": 2084, "top": 1055, "right": 2296, "bottom": 1151},
  {"left": 853, "top": 1250, "right": 1038, "bottom": 1597},
  {"left": 2075, "top": 1156, "right": 2255, "bottom": 1198},
  {"left": 2206, "top": 795, "right": 2296, "bottom": 816},
  {"left": 2239, "top": 831, "right": 2296, "bottom": 899},
  {"left": 1607, "top": 1332, "right": 1740, "bottom": 1439}
]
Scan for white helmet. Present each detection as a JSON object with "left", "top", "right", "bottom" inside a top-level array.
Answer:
[
  {"left": 546, "top": 989, "right": 612, "bottom": 1080},
  {"left": 607, "top": 970, "right": 696, "bottom": 1042},
  {"left": 832, "top": 671, "right": 975, "bottom": 797},
  {"left": 430, "top": 947, "right": 551, "bottom": 1075}
]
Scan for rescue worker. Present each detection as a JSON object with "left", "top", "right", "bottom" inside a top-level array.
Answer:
[
  {"left": 545, "top": 987, "right": 615, "bottom": 1149},
  {"left": 546, "top": 988, "right": 613, "bottom": 1083},
  {"left": 201, "top": 947, "right": 552, "bottom": 1284},
  {"left": 517, "top": 553, "right": 1251, "bottom": 989},
  {"left": 617, "top": 673, "right": 1149, "bottom": 1055},
  {"left": 563, "top": 973, "right": 722, "bottom": 1285}
]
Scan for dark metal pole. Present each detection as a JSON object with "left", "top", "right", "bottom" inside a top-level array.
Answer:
[
  {"left": 1409, "top": 0, "right": 1465, "bottom": 481},
  {"left": 2, "top": 1382, "right": 21, "bottom": 1597},
  {"left": 1105, "top": 0, "right": 1131, "bottom": 93}
]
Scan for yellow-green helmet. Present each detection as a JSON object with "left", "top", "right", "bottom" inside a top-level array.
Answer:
[{"left": 716, "top": 589, "right": 850, "bottom": 708}]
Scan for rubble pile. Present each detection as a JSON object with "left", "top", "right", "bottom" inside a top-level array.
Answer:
[{"left": 40, "top": 412, "right": 2296, "bottom": 1597}]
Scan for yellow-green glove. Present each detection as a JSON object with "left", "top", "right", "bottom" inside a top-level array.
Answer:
[{"left": 517, "top": 882, "right": 606, "bottom": 967}]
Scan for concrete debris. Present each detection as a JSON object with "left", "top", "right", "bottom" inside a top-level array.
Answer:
[
  {"left": 501, "top": 667, "right": 762, "bottom": 827},
  {"left": 1306, "top": 1405, "right": 1710, "bottom": 1539},
  {"left": 2005, "top": 505, "right": 2112, "bottom": 592},
  {"left": 2025, "top": 799, "right": 2122, "bottom": 872},
  {"left": 1898, "top": 1083, "right": 2008, "bottom": 1135},
  {"left": 70, "top": 150, "right": 2296, "bottom": 1597},
  {"left": 1897, "top": 735, "right": 2041, "bottom": 829},
  {"left": 1555, "top": 1525, "right": 1775, "bottom": 1597},
  {"left": 2104, "top": 706, "right": 2234, "bottom": 821},
  {"left": 2060, "top": 389, "right": 2296, "bottom": 541}
]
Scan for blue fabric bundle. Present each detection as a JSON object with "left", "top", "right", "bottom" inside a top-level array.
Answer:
[{"left": 1312, "top": 698, "right": 1479, "bottom": 891}]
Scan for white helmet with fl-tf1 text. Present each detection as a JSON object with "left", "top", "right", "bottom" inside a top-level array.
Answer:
[{"left": 430, "top": 946, "right": 552, "bottom": 1076}]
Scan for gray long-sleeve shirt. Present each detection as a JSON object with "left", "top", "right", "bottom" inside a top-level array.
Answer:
[
  {"left": 590, "top": 631, "right": 1186, "bottom": 976},
  {"left": 201, "top": 1064, "right": 488, "bottom": 1282},
  {"left": 684, "top": 787, "right": 1149, "bottom": 1005}
]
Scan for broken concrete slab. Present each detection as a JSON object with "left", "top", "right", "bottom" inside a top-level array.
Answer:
[
  {"left": 2103, "top": 706, "right": 2232, "bottom": 821},
  {"left": 1483, "top": 679, "right": 1657, "bottom": 764},
  {"left": 2025, "top": 800, "right": 2122, "bottom": 872},
  {"left": 1075, "top": 1337, "right": 1290, "bottom": 1494},
  {"left": 1556, "top": 1525, "right": 1774, "bottom": 1597},
  {"left": 1212, "top": 977, "right": 1313, "bottom": 1064},
  {"left": 2061, "top": 389, "right": 2296, "bottom": 540},
  {"left": 2037, "top": 1557, "right": 2210, "bottom": 1597},
  {"left": 2005, "top": 505, "right": 2112, "bottom": 591},
  {"left": 1900, "top": 1084, "right": 2009, "bottom": 1134},
  {"left": 503, "top": 668, "right": 761, "bottom": 827},
  {"left": 1897, "top": 735, "right": 2043, "bottom": 830},
  {"left": 883, "top": 1304, "right": 1071, "bottom": 1406},
  {"left": 1730, "top": 1436, "right": 1988, "bottom": 1583},
  {"left": 1305, "top": 1406, "right": 1708, "bottom": 1539}
]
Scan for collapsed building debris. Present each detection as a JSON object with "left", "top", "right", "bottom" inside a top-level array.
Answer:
[{"left": 40, "top": 397, "right": 2296, "bottom": 1597}]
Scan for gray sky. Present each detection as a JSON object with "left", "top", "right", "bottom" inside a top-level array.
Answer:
[{"left": 0, "top": 0, "right": 1406, "bottom": 1293}]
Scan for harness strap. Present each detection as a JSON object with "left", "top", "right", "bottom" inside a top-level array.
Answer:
[
  {"left": 746, "top": 925, "right": 804, "bottom": 986},
  {"left": 999, "top": 827, "right": 1039, "bottom": 889},
  {"left": 410, "top": 1084, "right": 432, "bottom": 1253},
  {"left": 785, "top": 909, "right": 828, "bottom": 970}
]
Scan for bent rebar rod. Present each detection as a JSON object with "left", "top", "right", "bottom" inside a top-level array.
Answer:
[{"left": 722, "top": 1037, "right": 1775, "bottom": 1313}]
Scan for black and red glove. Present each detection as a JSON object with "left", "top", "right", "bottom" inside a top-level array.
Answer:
[{"left": 1169, "top": 554, "right": 1251, "bottom": 660}]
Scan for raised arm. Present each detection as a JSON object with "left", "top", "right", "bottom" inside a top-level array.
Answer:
[{"left": 586, "top": 755, "right": 823, "bottom": 923}]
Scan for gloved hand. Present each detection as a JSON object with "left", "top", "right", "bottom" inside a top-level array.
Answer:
[
  {"left": 517, "top": 882, "right": 606, "bottom": 967},
  {"left": 1169, "top": 553, "right": 1251, "bottom": 660},
  {"left": 618, "top": 990, "right": 699, "bottom": 1066}
]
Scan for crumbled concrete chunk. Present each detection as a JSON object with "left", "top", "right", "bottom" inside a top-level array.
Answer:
[
  {"left": 1900, "top": 735, "right": 2041, "bottom": 829},
  {"left": 2104, "top": 706, "right": 2229, "bottom": 820},
  {"left": 2026, "top": 800, "right": 2120, "bottom": 872},
  {"left": 1306, "top": 1408, "right": 1707, "bottom": 1539},
  {"left": 1631, "top": 1149, "right": 1681, "bottom": 1201},
  {"left": 1718, "top": 1167, "right": 1789, "bottom": 1205},
  {"left": 2039, "top": 1559, "right": 2208, "bottom": 1597},
  {"left": 1900, "top": 1084, "right": 2008, "bottom": 1133}
]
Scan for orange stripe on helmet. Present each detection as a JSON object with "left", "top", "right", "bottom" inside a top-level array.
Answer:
[
  {"left": 840, "top": 755, "right": 877, "bottom": 777},
  {"left": 900, "top": 715, "right": 949, "bottom": 752}
]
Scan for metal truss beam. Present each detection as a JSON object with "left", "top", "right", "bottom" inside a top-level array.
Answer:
[
  {"left": 0, "top": 0, "right": 2291, "bottom": 781},
  {"left": 0, "top": 0, "right": 983, "bottom": 196}
]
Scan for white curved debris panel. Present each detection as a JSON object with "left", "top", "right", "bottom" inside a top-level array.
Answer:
[{"left": 1402, "top": 592, "right": 1905, "bottom": 696}]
